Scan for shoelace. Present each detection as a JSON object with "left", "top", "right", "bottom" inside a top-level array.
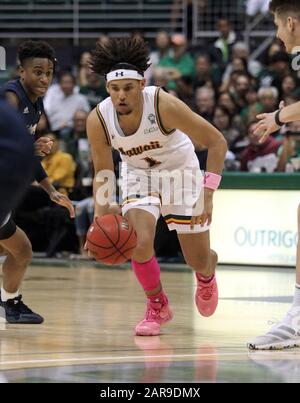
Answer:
[
  {"left": 7, "top": 295, "right": 32, "bottom": 313},
  {"left": 145, "top": 301, "right": 164, "bottom": 321},
  {"left": 197, "top": 282, "right": 214, "bottom": 300}
]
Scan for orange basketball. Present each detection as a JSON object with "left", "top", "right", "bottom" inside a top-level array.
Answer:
[{"left": 86, "top": 214, "right": 137, "bottom": 265}]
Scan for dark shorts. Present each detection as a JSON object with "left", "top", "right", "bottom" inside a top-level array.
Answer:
[{"left": 0, "top": 215, "right": 17, "bottom": 240}]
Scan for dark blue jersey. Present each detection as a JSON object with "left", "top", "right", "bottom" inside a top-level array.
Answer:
[
  {"left": 0, "top": 99, "right": 34, "bottom": 223},
  {"left": 1, "top": 78, "right": 44, "bottom": 140},
  {"left": 1, "top": 78, "right": 47, "bottom": 182}
]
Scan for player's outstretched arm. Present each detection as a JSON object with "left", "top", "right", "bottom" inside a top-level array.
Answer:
[
  {"left": 254, "top": 100, "right": 300, "bottom": 143},
  {"left": 86, "top": 108, "right": 116, "bottom": 218}
]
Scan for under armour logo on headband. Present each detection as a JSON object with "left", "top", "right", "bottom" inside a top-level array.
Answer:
[{"left": 106, "top": 69, "right": 144, "bottom": 82}]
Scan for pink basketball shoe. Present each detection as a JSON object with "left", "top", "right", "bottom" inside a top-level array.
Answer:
[
  {"left": 135, "top": 299, "right": 173, "bottom": 336},
  {"left": 195, "top": 274, "right": 218, "bottom": 317}
]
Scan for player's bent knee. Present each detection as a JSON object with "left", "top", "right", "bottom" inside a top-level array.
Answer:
[
  {"left": 133, "top": 235, "right": 154, "bottom": 260},
  {"left": 15, "top": 242, "right": 33, "bottom": 265}
]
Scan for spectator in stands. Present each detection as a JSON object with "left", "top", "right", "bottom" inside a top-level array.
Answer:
[
  {"left": 41, "top": 132, "right": 76, "bottom": 196},
  {"left": 268, "top": 40, "right": 286, "bottom": 58},
  {"left": 230, "top": 72, "right": 252, "bottom": 111},
  {"left": 150, "top": 31, "right": 171, "bottom": 68},
  {"left": 214, "top": 18, "right": 238, "bottom": 66},
  {"left": 257, "top": 86, "right": 279, "bottom": 113},
  {"left": 270, "top": 52, "right": 292, "bottom": 90},
  {"left": 259, "top": 51, "right": 291, "bottom": 88},
  {"left": 77, "top": 51, "right": 92, "bottom": 87},
  {"left": 221, "top": 56, "right": 249, "bottom": 91},
  {"left": 280, "top": 74, "right": 300, "bottom": 100},
  {"left": 158, "top": 33, "right": 195, "bottom": 90},
  {"left": 278, "top": 121, "right": 300, "bottom": 172},
  {"left": 149, "top": 31, "right": 171, "bottom": 84},
  {"left": 213, "top": 105, "right": 240, "bottom": 148},
  {"left": 240, "top": 121, "right": 282, "bottom": 172},
  {"left": 218, "top": 91, "right": 238, "bottom": 116},
  {"left": 240, "top": 86, "right": 263, "bottom": 126},
  {"left": 152, "top": 67, "right": 169, "bottom": 89},
  {"left": 193, "top": 54, "right": 222, "bottom": 91},
  {"left": 64, "top": 110, "right": 88, "bottom": 161},
  {"left": 80, "top": 71, "right": 108, "bottom": 109},
  {"left": 44, "top": 71, "right": 90, "bottom": 134},
  {"left": 174, "top": 75, "right": 195, "bottom": 109},
  {"left": 194, "top": 86, "right": 215, "bottom": 122},
  {"left": 231, "top": 42, "right": 262, "bottom": 78}
]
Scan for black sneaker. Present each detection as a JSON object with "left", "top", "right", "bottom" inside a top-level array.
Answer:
[{"left": 0, "top": 294, "right": 44, "bottom": 324}]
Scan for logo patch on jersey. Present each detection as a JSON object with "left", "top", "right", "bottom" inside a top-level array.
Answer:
[
  {"left": 118, "top": 141, "right": 163, "bottom": 157},
  {"left": 148, "top": 113, "right": 156, "bottom": 124},
  {"left": 23, "top": 107, "right": 29, "bottom": 114},
  {"left": 27, "top": 123, "right": 37, "bottom": 135},
  {"left": 144, "top": 126, "right": 159, "bottom": 135}
]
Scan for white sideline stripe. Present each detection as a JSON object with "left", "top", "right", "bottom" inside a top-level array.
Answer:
[
  {"left": 1, "top": 349, "right": 299, "bottom": 367},
  {"left": 0, "top": 352, "right": 249, "bottom": 366}
]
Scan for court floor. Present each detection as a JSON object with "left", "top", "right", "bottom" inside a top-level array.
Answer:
[{"left": 0, "top": 263, "right": 299, "bottom": 383}]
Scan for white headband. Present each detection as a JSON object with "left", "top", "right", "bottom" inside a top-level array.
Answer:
[{"left": 106, "top": 69, "right": 143, "bottom": 82}]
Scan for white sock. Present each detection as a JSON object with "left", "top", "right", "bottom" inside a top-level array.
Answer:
[
  {"left": 293, "top": 283, "right": 300, "bottom": 307},
  {"left": 1, "top": 285, "right": 19, "bottom": 302}
]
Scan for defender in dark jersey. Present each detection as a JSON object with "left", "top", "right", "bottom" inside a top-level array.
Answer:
[
  {"left": 0, "top": 41, "right": 74, "bottom": 324},
  {"left": 0, "top": 100, "right": 34, "bottom": 223}
]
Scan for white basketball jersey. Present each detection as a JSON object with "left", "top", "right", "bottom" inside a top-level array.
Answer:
[{"left": 97, "top": 86, "right": 196, "bottom": 170}]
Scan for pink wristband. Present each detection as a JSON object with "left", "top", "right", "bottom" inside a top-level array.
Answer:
[{"left": 204, "top": 172, "right": 222, "bottom": 191}]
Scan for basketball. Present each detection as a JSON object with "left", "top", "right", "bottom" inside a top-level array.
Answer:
[{"left": 86, "top": 214, "right": 137, "bottom": 265}]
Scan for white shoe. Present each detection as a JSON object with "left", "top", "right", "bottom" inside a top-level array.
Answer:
[{"left": 247, "top": 306, "right": 300, "bottom": 350}]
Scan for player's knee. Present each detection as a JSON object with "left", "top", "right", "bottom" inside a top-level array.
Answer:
[
  {"left": 15, "top": 241, "right": 33, "bottom": 265},
  {"left": 134, "top": 234, "right": 154, "bottom": 257}
]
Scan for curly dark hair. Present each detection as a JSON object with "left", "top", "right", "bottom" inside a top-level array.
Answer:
[
  {"left": 91, "top": 37, "right": 151, "bottom": 77},
  {"left": 269, "top": 0, "right": 300, "bottom": 15},
  {"left": 17, "top": 40, "right": 56, "bottom": 66}
]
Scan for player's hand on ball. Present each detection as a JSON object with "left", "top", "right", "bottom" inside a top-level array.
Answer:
[
  {"left": 84, "top": 241, "right": 98, "bottom": 259},
  {"left": 108, "top": 204, "right": 122, "bottom": 215},
  {"left": 34, "top": 137, "right": 53, "bottom": 157},
  {"left": 49, "top": 190, "right": 75, "bottom": 218}
]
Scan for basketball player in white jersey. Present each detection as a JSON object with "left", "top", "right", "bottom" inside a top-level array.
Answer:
[
  {"left": 248, "top": 0, "right": 300, "bottom": 350},
  {"left": 87, "top": 38, "right": 227, "bottom": 336}
]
